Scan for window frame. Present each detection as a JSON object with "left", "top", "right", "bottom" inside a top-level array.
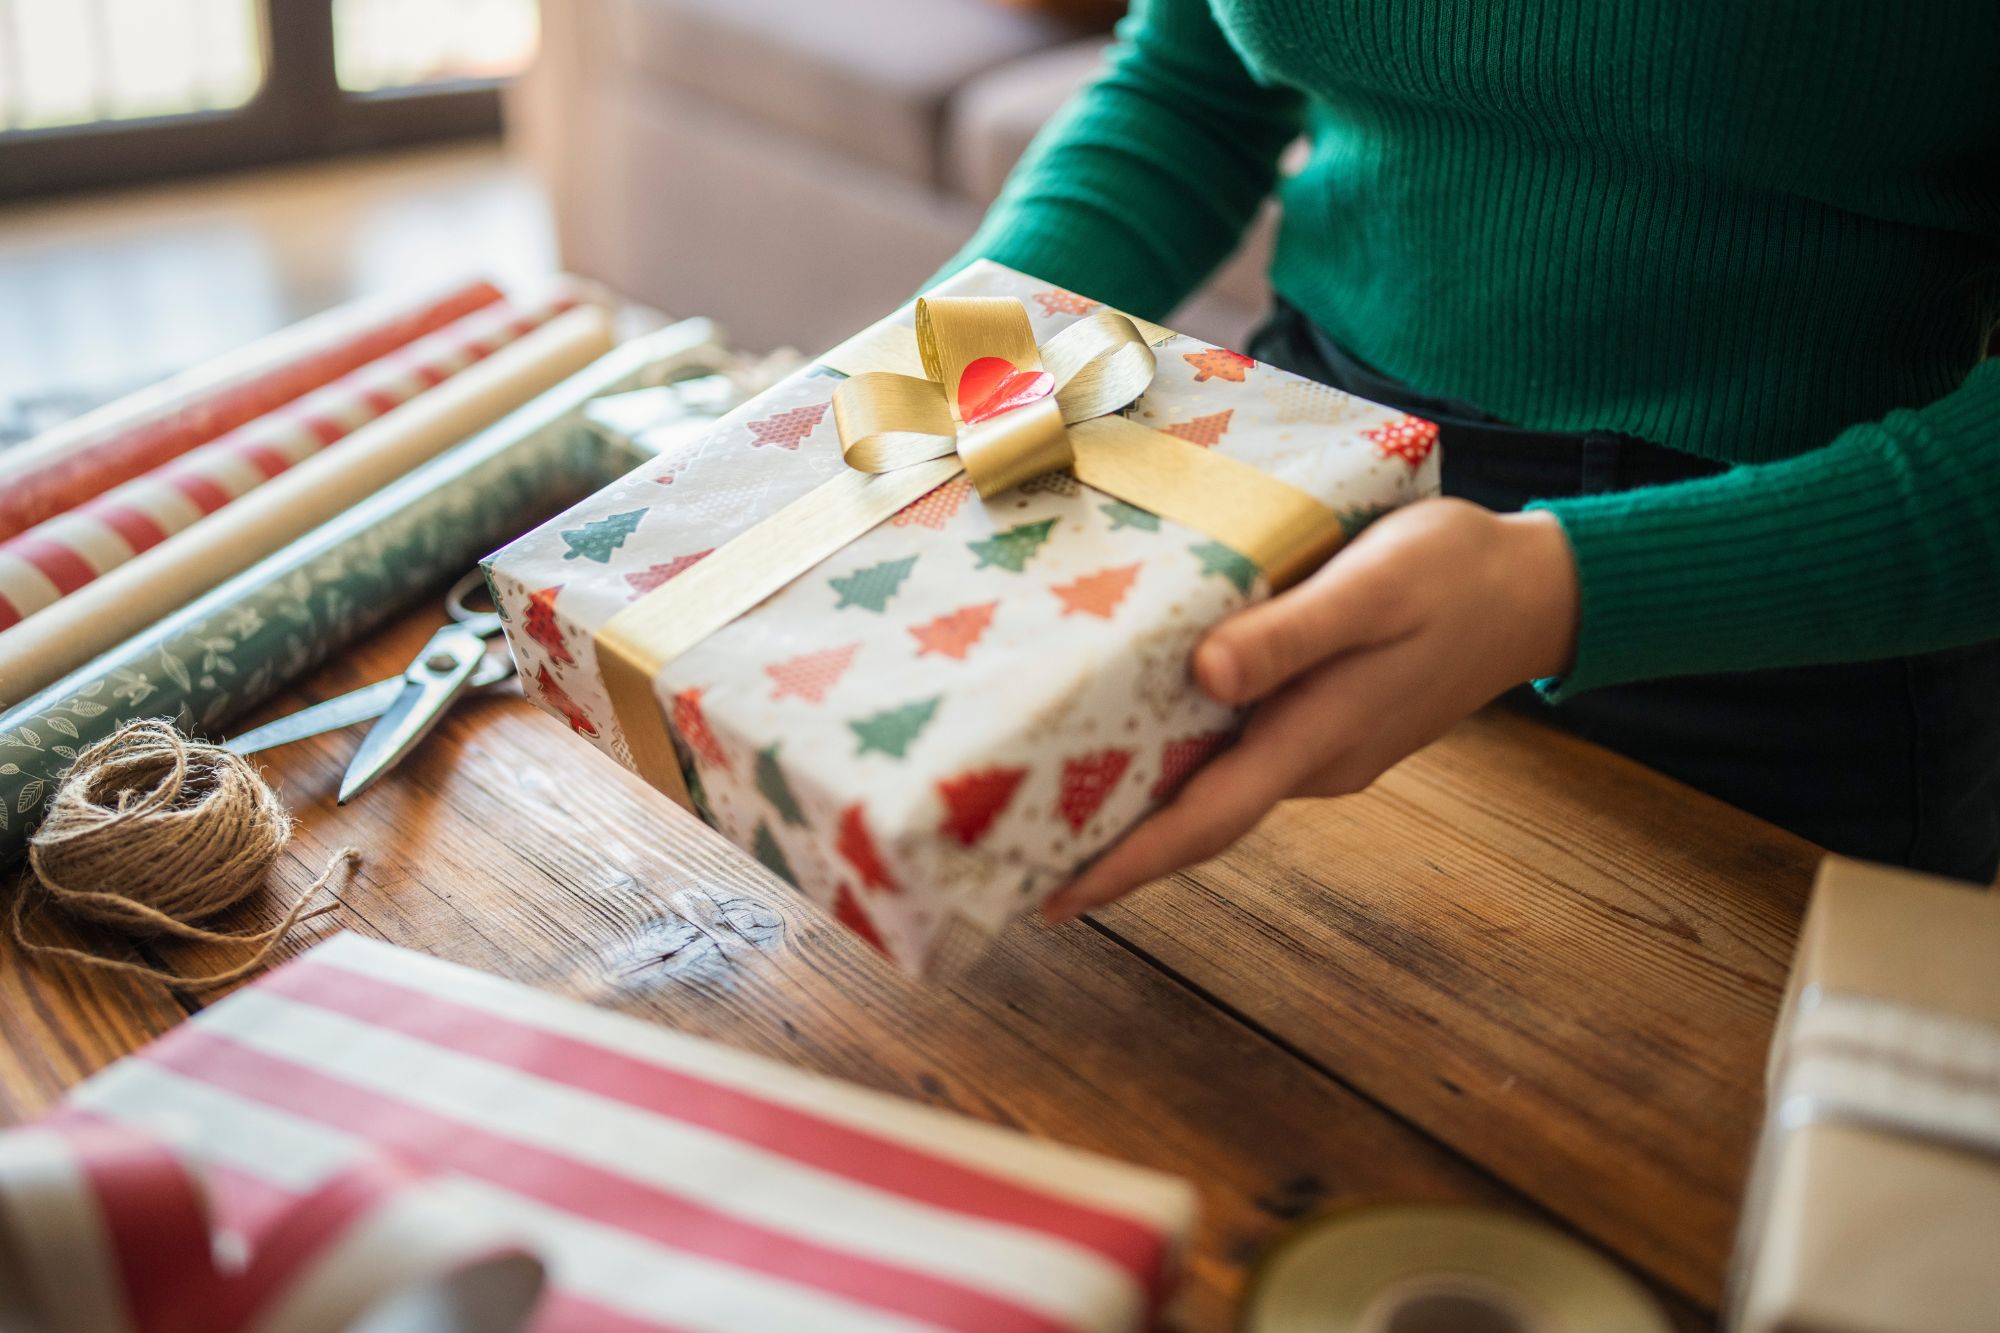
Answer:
[{"left": 0, "top": 0, "right": 504, "bottom": 199}]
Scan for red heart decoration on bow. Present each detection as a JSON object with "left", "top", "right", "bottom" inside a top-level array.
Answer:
[{"left": 957, "top": 356, "right": 1055, "bottom": 426}]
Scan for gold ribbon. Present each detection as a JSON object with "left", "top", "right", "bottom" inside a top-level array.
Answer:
[{"left": 597, "top": 295, "right": 1352, "bottom": 811}]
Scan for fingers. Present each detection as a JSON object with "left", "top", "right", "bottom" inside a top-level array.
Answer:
[
  {"left": 1193, "top": 538, "right": 1406, "bottom": 708},
  {"left": 1044, "top": 635, "right": 1441, "bottom": 924}
]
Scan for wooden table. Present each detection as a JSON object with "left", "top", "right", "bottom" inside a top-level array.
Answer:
[{"left": 1, "top": 604, "right": 1820, "bottom": 1330}]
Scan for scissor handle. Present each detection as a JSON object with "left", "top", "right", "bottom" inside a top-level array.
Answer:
[{"left": 445, "top": 570, "right": 507, "bottom": 639}]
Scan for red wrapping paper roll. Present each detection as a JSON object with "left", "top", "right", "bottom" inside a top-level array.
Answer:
[
  {"left": 0, "top": 279, "right": 504, "bottom": 540},
  {"left": 0, "top": 292, "right": 580, "bottom": 631}
]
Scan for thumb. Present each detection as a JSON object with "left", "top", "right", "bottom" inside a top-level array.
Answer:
[{"left": 1194, "top": 550, "right": 1400, "bottom": 706}]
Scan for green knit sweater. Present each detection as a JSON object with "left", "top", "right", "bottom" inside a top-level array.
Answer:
[{"left": 940, "top": 0, "right": 2000, "bottom": 694}]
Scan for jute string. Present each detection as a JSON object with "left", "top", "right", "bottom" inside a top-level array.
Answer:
[{"left": 9, "top": 718, "right": 355, "bottom": 988}]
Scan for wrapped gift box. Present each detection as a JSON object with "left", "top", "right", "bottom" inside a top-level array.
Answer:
[
  {"left": 1729, "top": 857, "right": 2000, "bottom": 1332},
  {"left": 44, "top": 933, "right": 1197, "bottom": 1332},
  {"left": 485, "top": 261, "right": 1441, "bottom": 974}
]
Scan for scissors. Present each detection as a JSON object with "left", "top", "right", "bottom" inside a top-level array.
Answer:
[{"left": 225, "top": 571, "right": 517, "bottom": 804}]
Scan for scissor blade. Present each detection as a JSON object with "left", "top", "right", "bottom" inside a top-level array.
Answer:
[
  {"left": 223, "top": 656, "right": 514, "bottom": 757},
  {"left": 337, "top": 628, "right": 486, "bottom": 804},
  {"left": 224, "top": 679, "right": 407, "bottom": 755}
]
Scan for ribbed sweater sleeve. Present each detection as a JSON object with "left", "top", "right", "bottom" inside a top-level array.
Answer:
[
  {"left": 1534, "top": 358, "right": 2000, "bottom": 697},
  {"left": 930, "top": 0, "right": 1302, "bottom": 320}
]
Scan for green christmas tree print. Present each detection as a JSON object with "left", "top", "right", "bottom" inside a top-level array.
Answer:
[
  {"left": 480, "top": 568, "right": 509, "bottom": 621},
  {"left": 1337, "top": 503, "right": 1392, "bottom": 538},
  {"left": 755, "top": 745, "right": 809, "bottom": 827},
  {"left": 830, "top": 555, "right": 918, "bottom": 612},
  {"left": 682, "top": 758, "right": 713, "bottom": 826},
  {"left": 967, "top": 519, "right": 1057, "bottom": 572},
  {"left": 1100, "top": 499, "right": 1160, "bottom": 532},
  {"left": 1191, "top": 540, "right": 1258, "bottom": 593},
  {"left": 849, "top": 696, "right": 941, "bottom": 758},
  {"left": 559, "top": 508, "right": 646, "bottom": 563},
  {"left": 752, "top": 822, "right": 797, "bottom": 886}
]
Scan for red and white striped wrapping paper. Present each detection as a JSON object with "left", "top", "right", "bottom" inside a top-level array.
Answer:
[
  {"left": 0, "top": 278, "right": 504, "bottom": 541},
  {"left": 0, "top": 291, "right": 578, "bottom": 631},
  {"left": 42, "top": 934, "right": 1198, "bottom": 1332},
  {"left": 0, "top": 1121, "right": 544, "bottom": 1333}
]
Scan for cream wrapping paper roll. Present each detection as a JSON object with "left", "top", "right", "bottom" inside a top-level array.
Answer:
[
  {"left": 0, "top": 305, "right": 614, "bottom": 703},
  {"left": 0, "top": 280, "right": 504, "bottom": 526},
  {"left": 0, "top": 293, "right": 578, "bottom": 629}
]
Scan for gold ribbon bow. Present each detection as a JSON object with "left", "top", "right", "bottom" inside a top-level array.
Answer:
[
  {"left": 833, "top": 297, "right": 1158, "bottom": 498},
  {"left": 597, "top": 292, "right": 1353, "bottom": 811}
]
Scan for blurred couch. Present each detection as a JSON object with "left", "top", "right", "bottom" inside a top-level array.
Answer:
[{"left": 509, "top": 0, "right": 1273, "bottom": 354}]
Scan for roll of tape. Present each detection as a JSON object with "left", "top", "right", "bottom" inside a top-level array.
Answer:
[{"left": 1240, "top": 1204, "right": 1670, "bottom": 1333}]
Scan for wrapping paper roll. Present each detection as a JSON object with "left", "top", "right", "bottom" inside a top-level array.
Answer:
[
  {"left": 0, "top": 306, "right": 615, "bottom": 705},
  {"left": 0, "top": 280, "right": 504, "bottom": 539},
  {"left": 0, "top": 294, "right": 579, "bottom": 631},
  {"left": 0, "top": 321, "right": 714, "bottom": 859}
]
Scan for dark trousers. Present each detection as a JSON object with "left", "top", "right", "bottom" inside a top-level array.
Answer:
[{"left": 1249, "top": 302, "right": 2000, "bottom": 884}]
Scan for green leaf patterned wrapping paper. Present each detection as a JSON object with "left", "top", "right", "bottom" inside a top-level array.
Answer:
[
  {"left": 486, "top": 262, "right": 1444, "bottom": 977},
  {"left": 0, "top": 333, "right": 683, "bottom": 860}
]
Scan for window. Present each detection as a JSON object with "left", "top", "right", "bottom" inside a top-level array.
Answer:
[
  {"left": 1, "top": 0, "right": 264, "bottom": 133},
  {"left": 333, "top": 0, "right": 538, "bottom": 94},
  {"left": 0, "top": 0, "right": 539, "bottom": 198}
]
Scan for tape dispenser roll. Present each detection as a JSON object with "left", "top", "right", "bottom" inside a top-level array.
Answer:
[{"left": 1240, "top": 1204, "right": 1671, "bottom": 1333}]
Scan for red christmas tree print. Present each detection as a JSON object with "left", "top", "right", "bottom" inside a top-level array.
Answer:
[
  {"left": 1151, "top": 729, "right": 1231, "bottom": 800},
  {"left": 908, "top": 601, "right": 997, "bottom": 660},
  {"left": 747, "top": 402, "right": 828, "bottom": 450},
  {"left": 837, "top": 803, "right": 898, "bottom": 892},
  {"left": 1059, "top": 748, "right": 1134, "bottom": 833},
  {"left": 669, "top": 687, "right": 729, "bottom": 771},
  {"left": 625, "top": 549, "right": 713, "bottom": 596},
  {"left": 1183, "top": 348, "right": 1255, "bottom": 383},
  {"left": 936, "top": 765, "right": 1028, "bottom": 847},
  {"left": 833, "top": 882, "right": 890, "bottom": 956},
  {"left": 765, "top": 642, "right": 861, "bottom": 703},
  {"left": 1031, "top": 288, "right": 1099, "bottom": 318},
  {"left": 533, "top": 665, "right": 597, "bottom": 737},
  {"left": 523, "top": 586, "right": 574, "bottom": 665},
  {"left": 1161, "top": 409, "right": 1234, "bottom": 447},
  {"left": 892, "top": 476, "right": 974, "bottom": 530},
  {"left": 1052, "top": 563, "right": 1141, "bottom": 619},
  {"left": 1366, "top": 414, "right": 1439, "bottom": 469}
]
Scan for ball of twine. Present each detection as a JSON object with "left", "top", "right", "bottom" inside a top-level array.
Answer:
[{"left": 10, "top": 718, "right": 355, "bottom": 988}]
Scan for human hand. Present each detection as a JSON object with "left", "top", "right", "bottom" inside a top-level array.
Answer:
[{"left": 1042, "top": 498, "right": 1579, "bottom": 923}]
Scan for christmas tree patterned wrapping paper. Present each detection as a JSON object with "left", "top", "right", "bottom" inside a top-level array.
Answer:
[{"left": 486, "top": 262, "right": 1441, "bottom": 975}]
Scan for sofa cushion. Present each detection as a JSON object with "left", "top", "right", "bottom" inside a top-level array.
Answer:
[
  {"left": 608, "top": 0, "right": 1074, "bottom": 188},
  {"left": 945, "top": 37, "right": 1110, "bottom": 205}
]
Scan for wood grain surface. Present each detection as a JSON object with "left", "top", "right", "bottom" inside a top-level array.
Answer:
[{"left": 1, "top": 606, "right": 1817, "bottom": 1330}]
